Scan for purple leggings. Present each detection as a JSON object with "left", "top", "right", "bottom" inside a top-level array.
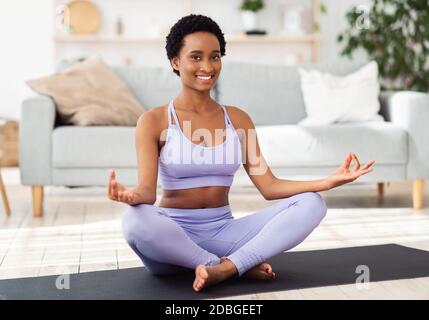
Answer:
[{"left": 122, "top": 192, "right": 327, "bottom": 276}]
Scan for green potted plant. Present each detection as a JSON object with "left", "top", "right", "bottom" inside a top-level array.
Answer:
[
  {"left": 239, "top": 0, "right": 264, "bottom": 32},
  {"left": 337, "top": 0, "right": 429, "bottom": 92}
]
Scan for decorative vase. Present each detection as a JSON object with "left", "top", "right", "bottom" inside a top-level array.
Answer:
[{"left": 242, "top": 11, "right": 257, "bottom": 31}]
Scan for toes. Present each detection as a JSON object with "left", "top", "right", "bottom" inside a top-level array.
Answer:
[
  {"left": 193, "top": 265, "right": 209, "bottom": 292},
  {"left": 262, "top": 263, "right": 272, "bottom": 273},
  {"left": 193, "top": 280, "right": 200, "bottom": 292},
  {"left": 193, "top": 278, "right": 204, "bottom": 292}
]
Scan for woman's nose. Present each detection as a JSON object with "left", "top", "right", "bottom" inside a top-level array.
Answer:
[{"left": 200, "top": 60, "right": 215, "bottom": 73}]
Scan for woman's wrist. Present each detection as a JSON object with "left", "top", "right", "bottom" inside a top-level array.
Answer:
[
  {"left": 319, "top": 178, "right": 332, "bottom": 192},
  {"left": 131, "top": 187, "right": 157, "bottom": 205}
]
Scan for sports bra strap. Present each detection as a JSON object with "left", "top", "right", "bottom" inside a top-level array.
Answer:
[
  {"left": 168, "top": 100, "right": 180, "bottom": 126},
  {"left": 169, "top": 100, "right": 231, "bottom": 127},
  {"left": 220, "top": 105, "right": 232, "bottom": 126}
]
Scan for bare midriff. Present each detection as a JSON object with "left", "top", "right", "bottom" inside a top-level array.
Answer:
[
  {"left": 159, "top": 186, "right": 230, "bottom": 209},
  {"left": 157, "top": 125, "right": 231, "bottom": 209}
]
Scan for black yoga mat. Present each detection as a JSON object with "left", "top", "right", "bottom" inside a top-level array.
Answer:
[{"left": 0, "top": 244, "right": 428, "bottom": 300}]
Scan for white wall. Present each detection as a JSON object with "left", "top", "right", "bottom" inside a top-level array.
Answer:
[
  {"left": 319, "top": 0, "right": 371, "bottom": 68},
  {"left": 0, "top": 0, "right": 371, "bottom": 120},
  {"left": 0, "top": 0, "right": 54, "bottom": 121}
]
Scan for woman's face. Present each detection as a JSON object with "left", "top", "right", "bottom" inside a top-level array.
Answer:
[{"left": 171, "top": 31, "right": 222, "bottom": 92}]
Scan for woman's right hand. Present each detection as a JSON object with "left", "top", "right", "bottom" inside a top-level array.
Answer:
[{"left": 108, "top": 168, "right": 142, "bottom": 205}]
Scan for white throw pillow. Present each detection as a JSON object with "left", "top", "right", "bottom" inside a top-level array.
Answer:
[{"left": 298, "top": 61, "right": 382, "bottom": 126}]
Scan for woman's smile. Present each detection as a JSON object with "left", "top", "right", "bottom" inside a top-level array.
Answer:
[{"left": 195, "top": 74, "right": 214, "bottom": 82}]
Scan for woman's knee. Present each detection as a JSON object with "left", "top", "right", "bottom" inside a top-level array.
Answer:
[
  {"left": 121, "top": 204, "right": 158, "bottom": 244},
  {"left": 300, "top": 192, "right": 327, "bottom": 222},
  {"left": 281, "top": 192, "right": 327, "bottom": 222}
]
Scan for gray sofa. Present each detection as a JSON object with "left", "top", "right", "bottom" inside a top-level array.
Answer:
[{"left": 20, "top": 61, "right": 429, "bottom": 216}]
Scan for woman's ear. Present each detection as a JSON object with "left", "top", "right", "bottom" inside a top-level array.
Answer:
[{"left": 170, "top": 57, "right": 179, "bottom": 72}]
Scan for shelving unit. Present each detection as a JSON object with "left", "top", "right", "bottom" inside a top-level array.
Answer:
[
  {"left": 54, "top": 33, "right": 319, "bottom": 44},
  {"left": 53, "top": 0, "right": 320, "bottom": 65}
]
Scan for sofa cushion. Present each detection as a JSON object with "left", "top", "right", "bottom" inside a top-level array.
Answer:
[
  {"left": 113, "top": 66, "right": 216, "bottom": 109},
  {"left": 53, "top": 121, "right": 407, "bottom": 169},
  {"left": 26, "top": 56, "right": 145, "bottom": 126},
  {"left": 298, "top": 61, "right": 381, "bottom": 125},
  {"left": 218, "top": 62, "right": 306, "bottom": 125},
  {"left": 217, "top": 61, "right": 371, "bottom": 126},
  {"left": 255, "top": 121, "right": 407, "bottom": 167},
  {"left": 53, "top": 126, "right": 136, "bottom": 168},
  {"left": 113, "top": 66, "right": 181, "bottom": 109}
]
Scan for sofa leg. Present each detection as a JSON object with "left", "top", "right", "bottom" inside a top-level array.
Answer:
[
  {"left": 412, "top": 179, "right": 424, "bottom": 210},
  {"left": 32, "top": 186, "right": 44, "bottom": 217},
  {"left": 0, "top": 169, "right": 11, "bottom": 216},
  {"left": 377, "top": 182, "right": 384, "bottom": 199}
]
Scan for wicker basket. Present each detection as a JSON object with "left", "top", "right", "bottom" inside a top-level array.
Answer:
[{"left": 0, "top": 120, "right": 19, "bottom": 167}]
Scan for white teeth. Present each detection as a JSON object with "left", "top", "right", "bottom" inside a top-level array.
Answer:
[{"left": 196, "top": 75, "right": 212, "bottom": 80}]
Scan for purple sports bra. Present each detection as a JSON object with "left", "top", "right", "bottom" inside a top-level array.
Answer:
[{"left": 159, "top": 100, "right": 242, "bottom": 190}]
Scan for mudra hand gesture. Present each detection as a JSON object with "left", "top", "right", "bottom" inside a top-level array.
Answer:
[
  {"left": 324, "top": 152, "right": 375, "bottom": 190},
  {"left": 108, "top": 169, "right": 145, "bottom": 205}
]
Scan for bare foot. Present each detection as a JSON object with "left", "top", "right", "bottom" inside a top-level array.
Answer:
[
  {"left": 193, "top": 259, "right": 238, "bottom": 292},
  {"left": 220, "top": 256, "right": 276, "bottom": 280}
]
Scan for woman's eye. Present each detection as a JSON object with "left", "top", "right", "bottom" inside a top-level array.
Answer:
[{"left": 190, "top": 55, "right": 220, "bottom": 61}]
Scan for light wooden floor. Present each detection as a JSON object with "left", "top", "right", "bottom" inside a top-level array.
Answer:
[{"left": 1, "top": 170, "right": 428, "bottom": 299}]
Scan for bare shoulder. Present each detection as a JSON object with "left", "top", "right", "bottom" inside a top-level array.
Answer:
[
  {"left": 137, "top": 105, "right": 167, "bottom": 123},
  {"left": 224, "top": 105, "right": 254, "bottom": 129},
  {"left": 136, "top": 105, "right": 169, "bottom": 136}
]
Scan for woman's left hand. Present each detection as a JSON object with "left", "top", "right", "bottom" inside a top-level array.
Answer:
[{"left": 323, "top": 152, "right": 375, "bottom": 190}]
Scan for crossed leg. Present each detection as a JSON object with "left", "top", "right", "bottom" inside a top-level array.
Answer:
[
  {"left": 122, "top": 204, "right": 221, "bottom": 274},
  {"left": 122, "top": 192, "right": 327, "bottom": 291},
  {"left": 192, "top": 192, "right": 327, "bottom": 291}
]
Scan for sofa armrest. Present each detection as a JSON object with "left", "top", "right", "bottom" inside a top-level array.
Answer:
[
  {"left": 19, "top": 94, "right": 56, "bottom": 186},
  {"left": 381, "top": 91, "right": 429, "bottom": 179}
]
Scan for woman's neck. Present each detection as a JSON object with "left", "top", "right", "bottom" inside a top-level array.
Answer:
[{"left": 175, "top": 89, "right": 214, "bottom": 113}]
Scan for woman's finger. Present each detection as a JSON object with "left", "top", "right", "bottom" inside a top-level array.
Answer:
[
  {"left": 352, "top": 153, "right": 361, "bottom": 171},
  {"left": 109, "top": 180, "right": 115, "bottom": 200},
  {"left": 108, "top": 169, "right": 115, "bottom": 185},
  {"left": 108, "top": 182, "right": 113, "bottom": 199},
  {"left": 109, "top": 169, "right": 117, "bottom": 196},
  {"left": 353, "top": 168, "right": 373, "bottom": 179},
  {"left": 109, "top": 180, "right": 115, "bottom": 199},
  {"left": 342, "top": 152, "right": 353, "bottom": 173},
  {"left": 362, "top": 160, "right": 375, "bottom": 170},
  {"left": 113, "top": 180, "right": 122, "bottom": 199},
  {"left": 355, "top": 161, "right": 375, "bottom": 176}
]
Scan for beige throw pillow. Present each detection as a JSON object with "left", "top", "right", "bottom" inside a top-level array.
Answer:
[{"left": 26, "top": 56, "right": 145, "bottom": 126}]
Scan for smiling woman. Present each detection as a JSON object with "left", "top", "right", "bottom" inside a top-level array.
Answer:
[{"left": 108, "top": 14, "right": 375, "bottom": 293}]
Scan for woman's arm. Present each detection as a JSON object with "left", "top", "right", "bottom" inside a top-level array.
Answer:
[
  {"left": 108, "top": 109, "right": 161, "bottom": 205},
  {"left": 230, "top": 107, "right": 375, "bottom": 200},
  {"left": 261, "top": 151, "right": 374, "bottom": 200},
  {"left": 132, "top": 109, "right": 161, "bottom": 204}
]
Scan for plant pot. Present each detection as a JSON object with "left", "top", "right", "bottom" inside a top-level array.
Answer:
[{"left": 242, "top": 11, "right": 257, "bottom": 31}]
